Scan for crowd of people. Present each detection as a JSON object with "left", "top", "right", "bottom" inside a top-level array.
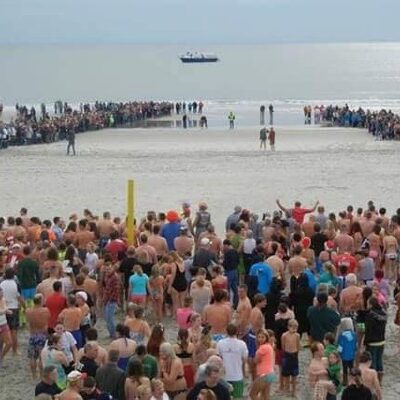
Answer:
[
  {"left": 0, "top": 199, "right": 399, "bottom": 399},
  {"left": 0, "top": 101, "right": 174, "bottom": 148},
  {"left": 314, "top": 104, "right": 400, "bottom": 140}
]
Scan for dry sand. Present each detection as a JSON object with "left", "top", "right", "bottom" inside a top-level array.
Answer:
[{"left": 1, "top": 126, "right": 400, "bottom": 399}]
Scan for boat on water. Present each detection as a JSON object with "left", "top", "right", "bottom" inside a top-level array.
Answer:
[{"left": 180, "top": 51, "right": 219, "bottom": 63}]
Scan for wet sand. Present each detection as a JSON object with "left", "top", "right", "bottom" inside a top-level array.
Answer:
[{"left": 1, "top": 126, "right": 400, "bottom": 399}]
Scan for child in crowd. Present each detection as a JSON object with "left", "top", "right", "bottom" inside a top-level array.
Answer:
[
  {"left": 176, "top": 296, "right": 193, "bottom": 330},
  {"left": 327, "top": 351, "right": 343, "bottom": 396},
  {"left": 336, "top": 317, "right": 357, "bottom": 386},
  {"left": 281, "top": 319, "right": 301, "bottom": 397},
  {"left": 323, "top": 332, "right": 337, "bottom": 357},
  {"left": 274, "top": 303, "right": 294, "bottom": 392}
]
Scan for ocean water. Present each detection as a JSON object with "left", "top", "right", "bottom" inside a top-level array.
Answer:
[{"left": 1, "top": 42, "right": 400, "bottom": 126}]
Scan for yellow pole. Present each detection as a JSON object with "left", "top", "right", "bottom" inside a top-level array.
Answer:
[{"left": 127, "top": 180, "right": 135, "bottom": 246}]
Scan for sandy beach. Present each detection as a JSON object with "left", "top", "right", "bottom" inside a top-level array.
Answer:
[{"left": 1, "top": 125, "right": 400, "bottom": 399}]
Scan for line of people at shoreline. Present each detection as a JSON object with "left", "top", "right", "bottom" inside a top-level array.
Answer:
[
  {"left": 0, "top": 199, "right": 398, "bottom": 399},
  {"left": 0, "top": 101, "right": 174, "bottom": 149},
  {"left": 313, "top": 104, "right": 400, "bottom": 140}
]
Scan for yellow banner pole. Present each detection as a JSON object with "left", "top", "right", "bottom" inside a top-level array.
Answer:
[{"left": 127, "top": 180, "right": 135, "bottom": 246}]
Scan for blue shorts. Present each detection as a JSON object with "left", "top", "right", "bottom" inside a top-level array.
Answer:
[
  {"left": 21, "top": 288, "right": 36, "bottom": 300},
  {"left": 244, "top": 330, "right": 257, "bottom": 358},
  {"left": 262, "top": 373, "right": 278, "bottom": 384},
  {"left": 281, "top": 352, "right": 299, "bottom": 377},
  {"left": 71, "top": 329, "right": 83, "bottom": 349}
]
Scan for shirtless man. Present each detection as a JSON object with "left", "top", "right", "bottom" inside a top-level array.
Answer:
[
  {"left": 247, "top": 294, "right": 267, "bottom": 379},
  {"left": 136, "top": 233, "right": 158, "bottom": 266},
  {"left": 360, "top": 212, "right": 376, "bottom": 237},
  {"left": 266, "top": 242, "right": 285, "bottom": 279},
  {"left": 14, "top": 217, "right": 27, "bottom": 242},
  {"left": 359, "top": 351, "right": 382, "bottom": 400},
  {"left": 58, "top": 294, "right": 84, "bottom": 348},
  {"left": 337, "top": 211, "right": 351, "bottom": 234},
  {"left": 302, "top": 215, "right": 316, "bottom": 238},
  {"left": 147, "top": 225, "right": 169, "bottom": 258},
  {"left": 235, "top": 284, "right": 252, "bottom": 338},
  {"left": 26, "top": 294, "right": 50, "bottom": 378},
  {"left": 59, "top": 370, "right": 84, "bottom": 400},
  {"left": 198, "top": 225, "right": 222, "bottom": 258},
  {"left": 174, "top": 227, "right": 194, "bottom": 257},
  {"left": 76, "top": 328, "right": 107, "bottom": 367},
  {"left": 76, "top": 219, "right": 95, "bottom": 261},
  {"left": 334, "top": 224, "right": 354, "bottom": 254},
  {"left": 97, "top": 212, "right": 115, "bottom": 243},
  {"left": 281, "top": 319, "right": 301, "bottom": 397},
  {"left": 20, "top": 207, "right": 31, "bottom": 229},
  {"left": 202, "top": 289, "right": 232, "bottom": 341},
  {"left": 382, "top": 231, "right": 399, "bottom": 283},
  {"left": 80, "top": 267, "right": 98, "bottom": 307},
  {"left": 262, "top": 218, "right": 275, "bottom": 242},
  {"left": 339, "top": 273, "right": 363, "bottom": 314},
  {"left": 37, "top": 265, "right": 60, "bottom": 300},
  {"left": 379, "top": 207, "right": 390, "bottom": 231},
  {"left": 287, "top": 245, "right": 307, "bottom": 277}
]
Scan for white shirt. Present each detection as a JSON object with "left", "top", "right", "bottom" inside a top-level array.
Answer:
[
  {"left": 42, "top": 331, "right": 77, "bottom": 363},
  {"left": 217, "top": 337, "right": 248, "bottom": 381},
  {"left": 243, "top": 238, "right": 256, "bottom": 255},
  {"left": 85, "top": 252, "right": 99, "bottom": 274},
  {"left": 150, "top": 394, "right": 169, "bottom": 400},
  {"left": 0, "top": 279, "right": 20, "bottom": 309}
]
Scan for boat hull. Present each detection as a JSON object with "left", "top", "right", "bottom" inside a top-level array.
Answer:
[{"left": 180, "top": 58, "right": 219, "bottom": 63}]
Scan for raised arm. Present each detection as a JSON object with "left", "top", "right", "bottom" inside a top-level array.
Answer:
[
  {"left": 309, "top": 200, "right": 320, "bottom": 213},
  {"left": 276, "top": 199, "right": 287, "bottom": 213}
]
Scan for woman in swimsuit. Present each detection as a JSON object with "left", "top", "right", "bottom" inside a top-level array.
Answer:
[
  {"left": 173, "top": 328, "right": 195, "bottom": 389},
  {"left": 109, "top": 324, "right": 137, "bottom": 371},
  {"left": 168, "top": 252, "right": 188, "bottom": 319},
  {"left": 147, "top": 323, "right": 166, "bottom": 359},
  {"left": 149, "top": 265, "right": 164, "bottom": 323},
  {"left": 188, "top": 313, "right": 202, "bottom": 346},
  {"left": 159, "top": 342, "right": 187, "bottom": 400},
  {"left": 124, "top": 358, "right": 150, "bottom": 400},
  {"left": 125, "top": 306, "right": 151, "bottom": 346}
]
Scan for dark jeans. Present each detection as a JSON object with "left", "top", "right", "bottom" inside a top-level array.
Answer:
[
  {"left": 366, "top": 344, "right": 384, "bottom": 372},
  {"left": 225, "top": 269, "right": 238, "bottom": 309}
]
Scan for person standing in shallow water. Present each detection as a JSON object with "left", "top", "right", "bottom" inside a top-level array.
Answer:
[
  {"left": 228, "top": 112, "right": 235, "bottom": 129},
  {"left": 260, "top": 105, "right": 266, "bottom": 125},
  {"left": 269, "top": 104, "right": 274, "bottom": 125}
]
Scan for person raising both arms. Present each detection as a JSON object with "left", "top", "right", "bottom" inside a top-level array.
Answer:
[{"left": 276, "top": 199, "right": 319, "bottom": 225}]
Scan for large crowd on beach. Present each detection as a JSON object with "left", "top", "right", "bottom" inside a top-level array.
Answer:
[
  {"left": 0, "top": 199, "right": 399, "bottom": 400},
  {"left": 0, "top": 101, "right": 174, "bottom": 148},
  {"left": 312, "top": 104, "right": 400, "bottom": 140}
]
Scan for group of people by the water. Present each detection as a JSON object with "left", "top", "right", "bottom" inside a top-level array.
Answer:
[
  {"left": 175, "top": 101, "right": 204, "bottom": 115},
  {"left": 0, "top": 101, "right": 174, "bottom": 148},
  {"left": 0, "top": 198, "right": 398, "bottom": 399},
  {"left": 312, "top": 104, "right": 400, "bottom": 140}
]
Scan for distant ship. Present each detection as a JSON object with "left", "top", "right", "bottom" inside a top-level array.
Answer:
[{"left": 180, "top": 51, "right": 219, "bottom": 63}]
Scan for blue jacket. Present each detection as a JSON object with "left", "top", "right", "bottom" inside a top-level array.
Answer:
[
  {"left": 249, "top": 262, "right": 273, "bottom": 295},
  {"left": 338, "top": 330, "right": 356, "bottom": 361}
]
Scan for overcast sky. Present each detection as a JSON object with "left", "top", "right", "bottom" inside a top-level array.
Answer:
[{"left": 1, "top": 0, "right": 399, "bottom": 44}]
